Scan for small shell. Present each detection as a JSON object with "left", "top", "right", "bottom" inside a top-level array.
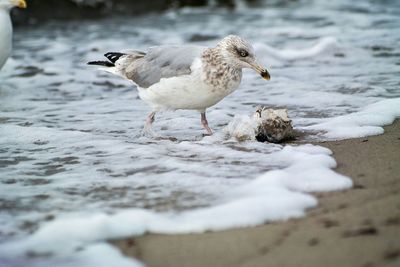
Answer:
[{"left": 253, "top": 108, "right": 293, "bottom": 143}]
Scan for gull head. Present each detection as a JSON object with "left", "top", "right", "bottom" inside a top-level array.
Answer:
[
  {"left": 0, "top": 0, "right": 26, "bottom": 10},
  {"left": 217, "top": 35, "right": 270, "bottom": 80}
]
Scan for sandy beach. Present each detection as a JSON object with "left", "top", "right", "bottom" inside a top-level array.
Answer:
[{"left": 111, "top": 120, "right": 400, "bottom": 267}]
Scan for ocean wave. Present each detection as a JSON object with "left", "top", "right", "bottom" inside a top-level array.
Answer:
[{"left": 254, "top": 37, "right": 341, "bottom": 62}]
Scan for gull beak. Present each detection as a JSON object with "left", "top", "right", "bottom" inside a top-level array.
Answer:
[
  {"left": 12, "top": 0, "right": 27, "bottom": 8},
  {"left": 249, "top": 61, "right": 270, "bottom": 81}
]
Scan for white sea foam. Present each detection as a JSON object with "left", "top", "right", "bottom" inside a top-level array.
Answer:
[
  {"left": 12, "top": 243, "right": 145, "bottom": 267},
  {"left": 302, "top": 98, "right": 400, "bottom": 139},
  {"left": 1, "top": 144, "right": 351, "bottom": 266}
]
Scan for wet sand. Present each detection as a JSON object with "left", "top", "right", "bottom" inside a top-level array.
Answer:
[{"left": 111, "top": 120, "right": 400, "bottom": 267}]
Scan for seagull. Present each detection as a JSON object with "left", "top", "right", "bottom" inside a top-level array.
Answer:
[
  {"left": 0, "top": 0, "right": 26, "bottom": 70},
  {"left": 88, "top": 35, "right": 270, "bottom": 135}
]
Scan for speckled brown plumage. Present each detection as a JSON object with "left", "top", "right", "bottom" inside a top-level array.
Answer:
[{"left": 201, "top": 47, "right": 242, "bottom": 92}]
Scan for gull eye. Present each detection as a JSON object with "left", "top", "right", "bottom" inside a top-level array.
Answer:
[{"left": 236, "top": 48, "right": 249, "bottom": 57}]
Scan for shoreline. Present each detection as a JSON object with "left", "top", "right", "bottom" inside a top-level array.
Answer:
[{"left": 111, "top": 120, "right": 400, "bottom": 267}]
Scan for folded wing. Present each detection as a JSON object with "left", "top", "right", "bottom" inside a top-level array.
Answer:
[{"left": 89, "top": 45, "right": 205, "bottom": 88}]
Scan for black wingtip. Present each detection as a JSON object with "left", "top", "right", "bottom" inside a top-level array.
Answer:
[
  {"left": 104, "top": 52, "right": 126, "bottom": 63},
  {"left": 87, "top": 61, "right": 115, "bottom": 67}
]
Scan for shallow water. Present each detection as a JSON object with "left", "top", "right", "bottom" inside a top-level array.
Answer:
[{"left": 1, "top": 0, "right": 400, "bottom": 266}]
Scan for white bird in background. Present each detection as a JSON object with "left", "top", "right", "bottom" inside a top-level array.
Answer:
[
  {"left": 0, "top": 0, "right": 26, "bottom": 70},
  {"left": 88, "top": 35, "right": 270, "bottom": 135}
]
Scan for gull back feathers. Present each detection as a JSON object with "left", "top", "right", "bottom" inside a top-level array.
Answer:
[
  {"left": 88, "top": 45, "right": 205, "bottom": 88},
  {"left": 0, "top": 6, "right": 12, "bottom": 69}
]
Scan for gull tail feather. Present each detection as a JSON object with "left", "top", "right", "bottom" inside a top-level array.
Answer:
[
  {"left": 87, "top": 61, "right": 115, "bottom": 67},
  {"left": 87, "top": 52, "right": 128, "bottom": 78},
  {"left": 87, "top": 52, "right": 126, "bottom": 67},
  {"left": 104, "top": 52, "right": 126, "bottom": 63},
  {"left": 87, "top": 50, "right": 146, "bottom": 80}
]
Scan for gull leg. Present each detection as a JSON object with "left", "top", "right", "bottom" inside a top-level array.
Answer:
[
  {"left": 201, "top": 112, "right": 213, "bottom": 136},
  {"left": 142, "top": 111, "right": 156, "bottom": 136}
]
